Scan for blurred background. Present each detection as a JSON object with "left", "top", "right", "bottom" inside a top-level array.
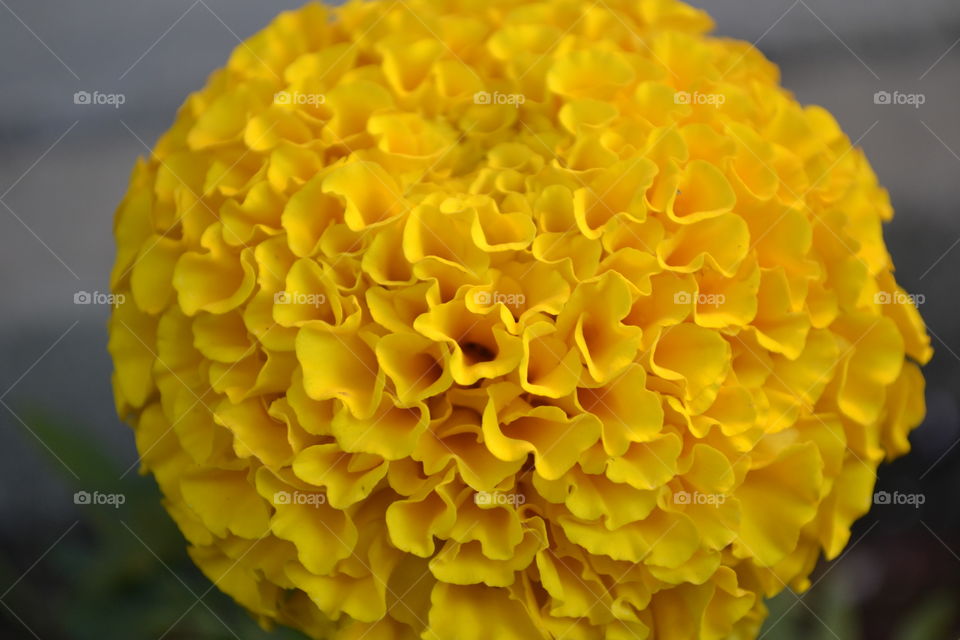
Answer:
[{"left": 1, "top": 1, "right": 959, "bottom": 638}]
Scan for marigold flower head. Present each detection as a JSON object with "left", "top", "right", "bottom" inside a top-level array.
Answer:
[{"left": 109, "top": 0, "right": 932, "bottom": 638}]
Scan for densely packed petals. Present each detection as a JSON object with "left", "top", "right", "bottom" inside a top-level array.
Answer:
[{"left": 109, "top": 0, "right": 931, "bottom": 638}]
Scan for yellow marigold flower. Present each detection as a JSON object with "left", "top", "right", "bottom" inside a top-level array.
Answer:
[{"left": 108, "top": 0, "right": 932, "bottom": 638}]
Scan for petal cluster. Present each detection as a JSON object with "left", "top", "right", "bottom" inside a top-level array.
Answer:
[{"left": 109, "top": 0, "right": 931, "bottom": 638}]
